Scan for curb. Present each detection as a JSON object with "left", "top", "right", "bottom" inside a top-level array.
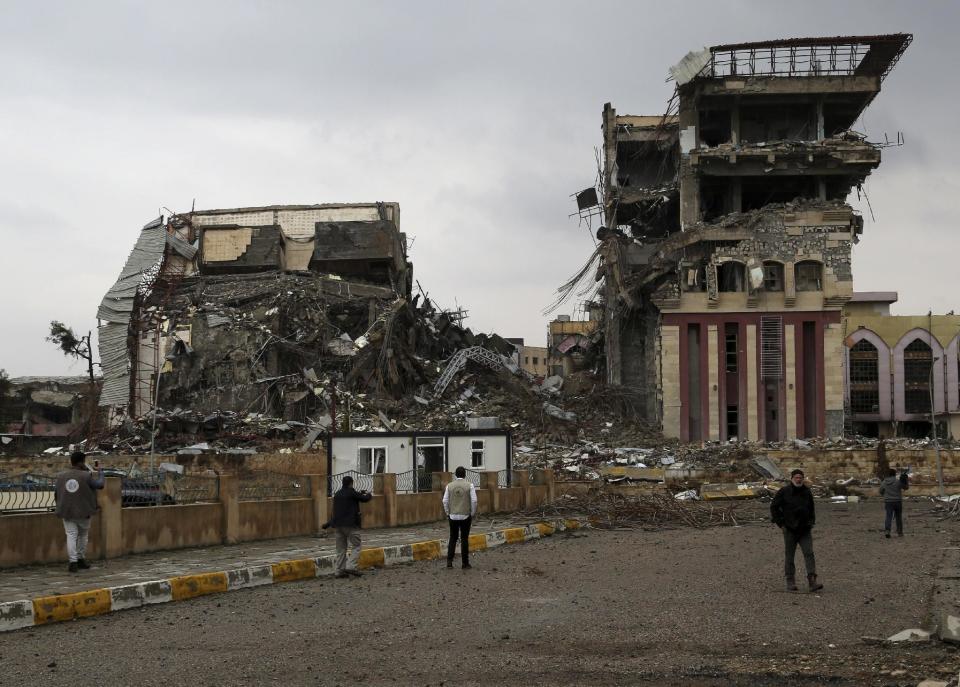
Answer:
[{"left": 0, "top": 519, "right": 582, "bottom": 633}]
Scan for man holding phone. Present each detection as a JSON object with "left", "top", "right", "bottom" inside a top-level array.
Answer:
[{"left": 54, "top": 451, "right": 105, "bottom": 572}]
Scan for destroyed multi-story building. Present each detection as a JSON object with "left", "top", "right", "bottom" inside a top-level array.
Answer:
[
  {"left": 96, "top": 203, "right": 460, "bottom": 424},
  {"left": 596, "top": 34, "right": 911, "bottom": 442}
]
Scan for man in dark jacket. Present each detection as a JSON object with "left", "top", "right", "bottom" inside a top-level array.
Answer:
[
  {"left": 54, "top": 451, "right": 104, "bottom": 572},
  {"left": 323, "top": 475, "right": 372, "bottom": 578},
  {"left": 771, "top": 469, "right": 823, "bottom": 592},
  {"left": 880, "top": 467, "right": 908, "bottom": 537}
]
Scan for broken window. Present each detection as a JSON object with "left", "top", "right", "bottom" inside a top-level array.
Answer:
[
  {"left": 849, "top": 339, "right": 880, "bottom": 414},
  {"left": 740, "top": 102, "right": 816, "bottom": 143},
  {"left": 681, "top": 263, "right": 707, "bottom": 292},
  {"left": 718, "top": 262, "right": 746, "bottom": 293},
  {"left": 358, "top": 446, "right": 387, "bottom": 474},
  {"left": 795, "top": 261, "right": 823, "bottom": 292},
  {"left": 698, "top": 108, "right": 731, "bottom": 147},
  {"left": 532, "top": 357, "right": 539, "bottom": 365},
  {"left": 725, "top": 329, "right": 738, "bottom": 373},
  {"left": 726, "top": 406, "right": 739, "bottom": 441},
  {"left": 904, "top": 339, "right": 933, "bottom": 414},
  {"left": 762, "top": 261, "right": 784, "bottom": 292},
  {"left": 471, "top": 439, "right": 485, "bottom": 468},
  {"left": 741, "top": 176, "right": 818, "bottom": 211}
]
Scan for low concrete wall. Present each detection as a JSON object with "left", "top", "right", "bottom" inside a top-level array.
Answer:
[
  {"left": 397, "top": 492, "right": 444, "bottom": 526},
  {"left": 0, "top": 468, "right": 556, "bottom": 568},
  {"left": 238, "top": 500, "right": 314, "bottom": 542},
  {"left": 124, "top": 504, "right": 222, "bottom": 554},
  {"left": 769, "top": 448, "right": 960, "bottom": 485},
  {"left": 0, "top": 512, "right": 102, "bottom": 567},
  {"left": 498, "top": 488, "right": 525, "bottom": 511}
]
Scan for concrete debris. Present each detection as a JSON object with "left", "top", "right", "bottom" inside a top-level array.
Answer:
[
  {"left": 939, "top": 613, "right": 960, "bottom": 644},
  {"left": 523, "top": 491, "right": 764, "bottom": 530},
  {"left": 885, "top": 628, "right": 932, "bottom": 643}
]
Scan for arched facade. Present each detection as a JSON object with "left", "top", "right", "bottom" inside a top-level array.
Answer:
[
  {"left": 948, "top": 334, "right": 960, "bottom": 413},
  {"left": 893, "top": 328, "right": 945, "bottom": 418},
  {"left": 846, "top": 328, "right": 891, "bottom": 420}
]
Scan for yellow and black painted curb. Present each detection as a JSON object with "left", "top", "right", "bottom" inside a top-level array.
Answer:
[{"left": 0, "top": 519, "right": 582, "bottom": 633}]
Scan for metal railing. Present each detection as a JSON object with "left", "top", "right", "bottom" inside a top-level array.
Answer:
[
  {"left": 170, "top": 474, "right": 220, "bottom": 505},
  {"left": 239, "top": 471, "right": 310, "bottom": 501},
  {"left": 497, "top": 469, "right": 511, "bottom": 488},
  {"left": 462, "top": 469, "right": 482, "bottom": 487},
  {"left": 395, "top": 470, "right": 415, "bottom": 493},
  {"left": 0, "top": 474, "right": 56, "bottom": 513},
  {"left": 328, "top": 470, "right": 374, "bottom": 496},
  {"left": 395, "top": 470, "right": 435, "bottom": 493}
]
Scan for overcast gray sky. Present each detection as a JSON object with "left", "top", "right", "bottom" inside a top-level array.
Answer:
[{"left": 0, "top": 1, "right": 954, "bottom": 377}]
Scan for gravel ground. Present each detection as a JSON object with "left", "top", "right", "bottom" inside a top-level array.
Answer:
[{"left": 1, "top": 499, "right": 957, "bottom": 686}]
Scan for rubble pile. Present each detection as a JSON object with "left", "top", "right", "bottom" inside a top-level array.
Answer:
[{"left": 521, "top": 490, "right": 767, "bottom": 530}]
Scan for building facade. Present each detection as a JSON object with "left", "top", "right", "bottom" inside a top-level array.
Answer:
[
  {"left": 844, "top": 293, "right": 960, "bottom": 438},
  {"left": 596, "top": 34, "right": 911, "bottom": 442}
]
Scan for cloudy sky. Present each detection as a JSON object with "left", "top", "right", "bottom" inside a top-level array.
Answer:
[{"left": 0, "top": 1, "right": 954, "bottom": 377}]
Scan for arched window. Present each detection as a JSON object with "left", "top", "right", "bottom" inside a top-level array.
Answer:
[
  {"left": 718, "top": 261, "right": 745, "bottom": 292},
  {"left": 849, "top": 339, "right": 879, "bottom": 413},
  {"left": 795, "top": 260, "right": 823, "bottom": 292},
  {"left": 762, "top": 261, "right": 784, "bottom": 291},
  {"left": 904, "top": 339, "right": 933, "bottom": 414}
]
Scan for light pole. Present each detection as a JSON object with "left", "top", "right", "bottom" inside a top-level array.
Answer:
[{"left": 929, "top": 355, "right": 944, "bottom": 497}]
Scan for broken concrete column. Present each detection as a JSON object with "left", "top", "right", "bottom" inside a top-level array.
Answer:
[
  {"left": 219, "top": 474, "right": 240, "bottom": 545},
  {"left": 99, "top": 476, "right": 123, "bottom": 559}
]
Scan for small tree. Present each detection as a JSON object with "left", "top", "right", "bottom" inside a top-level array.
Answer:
[
  {"left": 0, "top": 369, "right": 11, "bottom": 423},
  {"left": 46, "top": 321, "right": 97, "bottom": 385}
]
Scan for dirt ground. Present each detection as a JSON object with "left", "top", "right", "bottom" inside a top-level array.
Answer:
[{"left": 1, "top": 499, "right": 957, "bottom": 686}]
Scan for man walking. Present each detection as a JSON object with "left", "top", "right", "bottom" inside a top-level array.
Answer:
[
  {"left": 54, "top": 451, "right": 104, "bottom": 572},
  {"left": 771, "top": 469, "right": 823, "bottom": 592},
  {"left": 880, "top": 467, "right": 907, "bottom": 537},
  {"left": 323, "top": 475, "right": 372, "bottom": 578},
  {"left": 442, "top": 466, "right": 477, "bottom": 569}
]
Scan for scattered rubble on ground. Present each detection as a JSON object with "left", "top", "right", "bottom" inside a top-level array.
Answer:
[{"left": 519, "top": 490, "right": 768, "bottom": 530}]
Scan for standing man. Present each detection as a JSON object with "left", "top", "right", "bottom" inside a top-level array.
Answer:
[
  {"left": 442, "top": 466, "right": 477, "bottom": 569},
  {"left": 54, "top": 451, "right": 104, "bottom": 572},
  {"left": 771, "top": 469, "right": 823, "bottom": 592},
  {"left": 880, "top": 467, "right": 907, "bottom": 538},
  {"left": 323, "top": 475, "right": 372, "bottom": 578}
]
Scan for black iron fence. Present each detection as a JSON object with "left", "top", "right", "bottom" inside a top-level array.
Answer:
[
  {"left": 395, "top": 470, "right": 435, "bottom": 493},
  {"left": 328, "top": 470, "right": 374, "bottom": 496},
  {"left": 239, "top": 471, "right": 310, "bottom": 501}
]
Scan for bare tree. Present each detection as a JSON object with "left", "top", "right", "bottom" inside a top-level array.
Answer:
[{"left": 46, "top": 321, "right": 97, "bottom": 385}]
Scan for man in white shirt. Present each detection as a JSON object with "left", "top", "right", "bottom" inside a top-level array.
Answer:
[{"left": 442, "top": 466, "right": 477, "bottom": 569}]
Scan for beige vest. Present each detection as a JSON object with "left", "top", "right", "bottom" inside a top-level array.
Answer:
[{"left": 447, "top": 478, "right": 472, "bottom": 516}]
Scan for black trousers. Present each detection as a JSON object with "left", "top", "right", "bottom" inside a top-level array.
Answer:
[
  {"left": 447, "top": 516, "right": 472, "bottom": 565},
  {"left": 783, "top": 527, "right": 816, "bottom": 579}
]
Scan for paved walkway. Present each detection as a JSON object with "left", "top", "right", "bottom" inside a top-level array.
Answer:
[{"left": 0, "top": 514, "right": 543, "bottom": 603}]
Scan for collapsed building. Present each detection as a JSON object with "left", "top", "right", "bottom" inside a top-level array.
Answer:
[
  {"left": 594, "top": 34, "right": 912, "bottom": 442},
  {"left": 96, "top": 203, "right": 515, "bottom": 439}
]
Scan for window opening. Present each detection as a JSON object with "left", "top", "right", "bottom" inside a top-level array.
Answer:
[
  {"left": 849, "top": 339, "right": 879, "bottom": 413},
  {"left": 763, "top": 261, "right": 784, "bottom": 291},
  {"left": 470, "top": 439, "right": 485, "bottom": 468},
  {"left": 795, "top": 261, "right": 823, "bottom": 292},
  {"left": 904, "top": 339, "right": 932, "bottom": 414},
  {"left": 358, "top": 446, "right": 387, "bottom": 474}
]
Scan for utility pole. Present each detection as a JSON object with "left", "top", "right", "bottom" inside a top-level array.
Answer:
[{"left": 929, "top": 354, "right": 944, "bottom": 497}]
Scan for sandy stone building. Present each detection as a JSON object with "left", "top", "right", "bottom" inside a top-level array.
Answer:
[{"left": 594, "top": 34, "right": 912, "bottom": 441}]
